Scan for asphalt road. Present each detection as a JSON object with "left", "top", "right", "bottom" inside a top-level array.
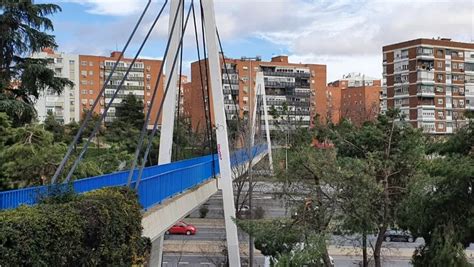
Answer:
[
  {"left": 163, "top": 187, "right": 474, "bottom": 266},
  {"left": 162, "top": 254, "right": 413, "bottom": 267}
]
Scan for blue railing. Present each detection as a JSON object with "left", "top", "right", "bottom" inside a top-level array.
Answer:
[{"left": 0, "top": 144, "right": 267, "bottom": 210}]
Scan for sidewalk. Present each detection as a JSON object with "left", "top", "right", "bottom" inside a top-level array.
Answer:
[{"left": 164, "top": 240, "right": 474, "bottom": 259}]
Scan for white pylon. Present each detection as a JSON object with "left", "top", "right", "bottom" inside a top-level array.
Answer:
[
  {"left": 255, "top": 72, "right": 274, "bottom": 174},
  {"left": 201, "top": 1, "right": 241, "bottom": 266}
]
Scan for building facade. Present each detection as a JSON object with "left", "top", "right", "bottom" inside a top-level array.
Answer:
[
  {"left": 78, "top": 51, "right": 164, "bottom": 127},
  {"left": 322, "top": 73, "right": 381, "bottom": 125},
  {"left": 186, "top": 55, "right": 326, "bottom": 132},
  {"left": 32, "top": 50, "right": 165, "bottom": 127},
  {"left": 32, "top": 49, "right": 80, "bottom": 123},
  {"left": 383, "top": 38, "right": 474, "bottom": 134}
]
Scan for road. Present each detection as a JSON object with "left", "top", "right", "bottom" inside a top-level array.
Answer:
[
  {"left": 163, "top": 188, "right": 474, "bottom": 266},
  {"left": 162, "top": 254, "right": 412, "bottom": 267}
]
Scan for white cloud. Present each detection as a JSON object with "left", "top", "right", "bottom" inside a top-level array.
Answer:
[
  {"left": 57, "top": 0, "right": 474, "bottom": 82},
  {"left": 61, "top": 0, "right": 149, "bottom": 16}
]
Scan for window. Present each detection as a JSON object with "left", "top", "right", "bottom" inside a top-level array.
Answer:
[
  {"left": 81, "top": 99, "right": 87, "bottom": 105},
  {"left": 417, "top": 47, "right": 433, "bottom": 56},
  {"left": 436, "top": 86, "right": 444, "bottom": 93},
  {"left": 453, "top": 63, "right": 458, "bottom": 69},
  {"left": 437, "top": 111, "right": 444, "bottom": 119},
  {"left": 436, "top": 49, "right": 444, "bottom": 57},
  {"left": 69, "top": 60, "right": 75, "bottom": 65},
  {"left": 89, "top": 99, "right": 94, "bottom": 105},
  {"left": 438, "top": 98, "right": 444, "bottom": 105},
  {"left": 242, "top": 66, "right": 248, "bottom": 70},
  {"left": 81, "top": 80, "right": 87, "bottom": 85},
  {"left": 81, "top": 61, "right": 87, "bottom": 66},
  {"left": 459, "top": 99, "right": 465, "bottom": 107},
  {"left": 89, "top": 81, "right": 94, "bottom": 86},
  {"left": 81, "top": 70, "right": 87, "bottom": 77},
  {"left": 89, "top": 70, "right": 93, "bottom": 76},
  {"left": 437, "top": 61, "right": 443, "bottom": 68},
  {"left": 89, "top": 90, "right": 93, "bottom": 94},
  {"left": 81, "top": 90, "right": 87, "bottom": 94},
  {"left": 459, "top": 63, "right": 464, "bottom": 70},
  {"left": 438, "top": 123, "right": 444, "bottom": 130},
  {"left": 437, "top": 74, "right": 444, "bottom": 82},
  {"left": 57, "top": 58, "right": 63, "bottom": 64},
  {"left": 89, "top": 61, "right": 94, "bottom": 67}
]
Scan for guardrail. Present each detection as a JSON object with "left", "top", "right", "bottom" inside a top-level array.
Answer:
[{"left": 0, "top": 144, "right": 267, "bottom": 210}]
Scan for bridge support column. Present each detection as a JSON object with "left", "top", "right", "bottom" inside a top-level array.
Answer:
[
  {"left": 202, "top": 1, "right": 241, "bottom": 266},
  {"left": 255, "top": 72, "right": 274, "bottom": 174},
  {"left": 149, "top": 235, "right": 165, "bottom": 267},
  {"left": 154, "top": 1, "right": 183, "bottom": 266}
]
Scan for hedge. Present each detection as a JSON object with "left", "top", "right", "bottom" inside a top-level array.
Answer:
[{"left": 0, "top": 187, "right": 151, "bottom": 266}]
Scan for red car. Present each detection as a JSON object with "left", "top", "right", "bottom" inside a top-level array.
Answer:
[{"left": 166, "top": 221, "right": 197, "bottom": 235}]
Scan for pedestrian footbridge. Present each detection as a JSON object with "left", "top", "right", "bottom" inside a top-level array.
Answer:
[{"left": 0, "top": 144, "right": 268, "bottom": 247}]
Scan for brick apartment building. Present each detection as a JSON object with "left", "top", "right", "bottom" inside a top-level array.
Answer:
[
  {"left": 185, "top": 55, "right": 326, "bottom": 132},
  {"left": 32, "top": 48, "right": 80, "bottom": 123},
  {"left": 79, "top": 51, "right": 164, "bottom": 127},
  {"left": 382, "top": 38, "right": 474, "bottom": 134},
  {"left": 321, "top": 73, "right": 381, "bottom": 125},
  {"left": 33, "top": 49, "right": 165, "bottom": 127}
]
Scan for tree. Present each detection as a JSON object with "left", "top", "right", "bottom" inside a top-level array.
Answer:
[
  {"left": 328, "top": 110, "right": 425, "bottom": 267},
  {"left": 0, "top": 123, "right": 67, "bottom": 189},
  {"left": 398, "top": 123, "right": 474, "bottom": 266},
  {"left": 43, "top": 110, "right": 64, "bottom": 142},
  {"left": 0, "top": 1, "right": 73, "bottom": 126},
  {"left": 281, "top": 146, "right": 344, "bottom": 266},
  {"left": 236, "top": 219, "right": 302, "bottom": 264},
  {"left": 113, "top": 93, "right": 144, "bottom": 129}
]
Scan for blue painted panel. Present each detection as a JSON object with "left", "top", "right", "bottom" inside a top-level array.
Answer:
[{"left": 0, "top": 144, "right": 267, "bottom": 210}]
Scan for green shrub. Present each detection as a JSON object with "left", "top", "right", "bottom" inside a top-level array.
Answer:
[
  {"left": 254, "top": 206, "right": 265, "bottom": 219},
  {"left": 0, "top": 187, "right": 151, "bottom": 266},
  {"left": 199, "top": 204, "right": 209, "bottom": 218}
]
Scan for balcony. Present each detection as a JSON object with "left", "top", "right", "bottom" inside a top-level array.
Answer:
[
  {"left": 106, "top": 84, "right": 144, "bottom": 91},
  {"left": 417, "top": 71, "right": 435, "bottom": 84},
  {"left": 417, "top": 87, "right": 435, "bottom": 97},
  {"left": 264, "top": 80, "right": 296, "bottom": 88},
  {"left": 222, "top": 78, "right": 239, "bottom": 85},
  {"left": 104, "top": 65, "right": 144, "bottom": 72},
  {"left": 263, "top": 71, "right": 310, "bottom": 78},
  {"left": 416, "top": 48, "right": 434, "bottom": 60}
]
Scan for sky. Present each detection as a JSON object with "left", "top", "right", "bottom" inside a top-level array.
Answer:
[{"left": 39, "top": 0, "right": 474, "bottom": 82}]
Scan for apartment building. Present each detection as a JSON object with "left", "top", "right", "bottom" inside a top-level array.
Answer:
[
  {"left": 32, "top": 48, "right": 80, "bottom": 123},
  {"left": 383, "top": 38, "right": 474, "bottom": 134},
  {"left": 322, "top": 73, "right": 381, "bottom": 125},
  {"left": 78, "top": 51, "right": 164, "bottom": 127},
  {"left": 186, "top": 55, "right": 326, "bottom": 132}
]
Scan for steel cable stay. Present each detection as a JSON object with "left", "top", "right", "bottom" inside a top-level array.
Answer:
[
  {"left": 62, "top": 0, "right": 170, "bottom": 184},
  {"left": 216, "top": 27, "right": 244, "bottom": 147},
  {"left": 134, "top": 1, "right": 194, "bottom": 189},
  {"left": 173, "top": 1, "right": 186, "bottom": 162},
  {"left": 50, "top": 0, "right": 154, "bottom": 185},
  {"left": 126, "top": 0, "right": 185, "bottom": 186},
  {"left": 198, "top": 0, "right": 215, "bottom": 163},
  {"left": 191, "top": 2, "right": 216, "bottom": 178}
]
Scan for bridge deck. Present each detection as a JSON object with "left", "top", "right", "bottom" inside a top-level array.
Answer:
[{"left": 0, "top": 144, "right": 267, "bottom": 211}]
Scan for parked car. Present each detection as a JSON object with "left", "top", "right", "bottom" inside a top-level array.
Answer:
[
  {"left": 166, "top": 221, "right": 197, "bottom": 235},
  {"left": 383, "top": 229, "right": 416, "bottom": 242}
]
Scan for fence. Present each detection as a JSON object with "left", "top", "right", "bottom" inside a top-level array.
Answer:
[{"left": 0, "top": 144, "right": 267, "bottom": 210}]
